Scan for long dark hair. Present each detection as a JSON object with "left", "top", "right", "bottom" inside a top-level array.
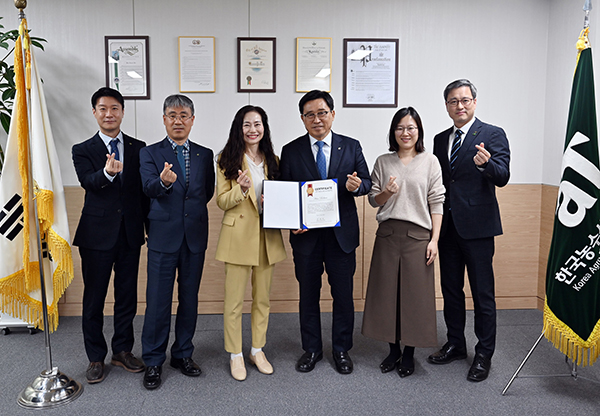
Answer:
[
  {"left": 387, "top": 106, "right": 425, "bottom": 153},
  {"left": 218, "top": 105, "right": 280, "bottom": 180}
]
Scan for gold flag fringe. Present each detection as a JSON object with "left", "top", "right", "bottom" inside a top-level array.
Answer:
[{"left": 543, "top": 299, "right": 600, "bottom": 367}]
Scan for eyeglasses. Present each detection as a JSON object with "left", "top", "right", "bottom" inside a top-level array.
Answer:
[
  {"left": 165, "top": 114, "right": 193, "bottom": 122},
  {"left": 303, "top": 111, "right": 330, "bottom": 120},
  {"left": 395, "top": 126, "right": 418, "bottom": 134},
  {"left": 446, "top": 98, "right": 474, "bottom": 107}
]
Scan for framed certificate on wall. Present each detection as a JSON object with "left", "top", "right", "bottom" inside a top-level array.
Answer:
[
  {"left": 343, "top": 38, "right": 398, "bottom": 107},
  {"left": 105, "top": 36, "right": 150, "bottom": 99},
  {"left": 178, "top": 36, "right": 216, "bottom": 93},
  {"left": 237, "top": 37, "right": 276, "bottom": 93},
  {"left": 296, "top": 37, "right": 331, "bottom": 92}
]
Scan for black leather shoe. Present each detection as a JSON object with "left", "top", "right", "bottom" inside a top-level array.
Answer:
[
  {"left": 397, "top": 364, "right": 414, "bottom": 378},
  {"left": 380, "top": 356, "right": 401, "bottom": 373},
  {"left": 296, "top": 351, "right": 323, "bottom": 373},
  {"left": 111, "top": 351, "right": 145, "bottom": 373},
  {"left": 332, "top": 351, "right": 353, "bottom": 374},
  {"left": 427, "top": 343, "right": 467, "bottom": 365},
  {"left": 170, "top": 357, "right": 202, "bottom": 377},
  {"left": 86, "top": 362, "right": 105, "bottom": 384},
  {"left": 467, "top": 353, "right": 491, "bottom": 382},
  {"left": 143, "top": 365, "right": 162, "bottom": 390}
]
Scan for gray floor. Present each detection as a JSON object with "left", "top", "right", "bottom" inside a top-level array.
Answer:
[{"left": 1, "top": 309, "right": 599, "bottom": 415}]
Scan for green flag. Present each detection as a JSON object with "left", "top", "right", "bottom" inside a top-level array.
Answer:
[{"left": 544, "top": 31, "right": 600, "bottom": 366}]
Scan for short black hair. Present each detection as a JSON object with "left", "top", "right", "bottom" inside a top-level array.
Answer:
[
  {"left": 443, "top": 79, "right": 477, "bottom": 101},
  {"left": 163, "top": 94, "right": 195, "bottom": 115},
  {"left": 91, "top": 87, "right": 124, "bottom": 109},
  {"left": 388, "top": 106, "right": 425, "bottom": 153},
  {"left": 298, "top": 90, "right": 334, "bottom": 114}
]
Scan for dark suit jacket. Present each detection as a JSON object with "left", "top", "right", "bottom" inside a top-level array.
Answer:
[
  {"left": 72, "top": 132, "right": 148, "bottom": 250},
  {"left": 279, "top": 132, "right": 371, "bottom": 254},
  {"left": 433, "top": 118, "right": 510, "bottom": 240},
  {"left": 139, "top": 137, "right": 215, "bottom": 254}
]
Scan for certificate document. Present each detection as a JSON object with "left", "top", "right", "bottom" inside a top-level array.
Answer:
[
  {"left": 263, "top": 179, "right": 339, "bottom": 229},
  {"left": 238, "top": 38, "right": 275, "bottom": 92},
  {"left": 300, "top": 179, "right": 339, "bottom": 228},
  {"left": 179, "top": 36, "right": 215, "bottom": 93},
  {"left": 296, "top": 37, "right": 331, "bottom": 92}
]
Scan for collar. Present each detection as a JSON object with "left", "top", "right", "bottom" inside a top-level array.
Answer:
[
  {"left": 167, "top": 137, "right": 190, "bottom": 150},
  {"left": 98, "top": 130, "right": 123, "bottom": 146},
  {"left": 454, "top": 118, "right": 476, "bottom": 136},
  {"left": 309, "top": 131, "right": 332, "bottom": 148}
]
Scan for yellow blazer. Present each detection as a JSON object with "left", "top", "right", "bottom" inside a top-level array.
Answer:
[{"left": 215, "top": 155, "right": 286, "bottom": 266}]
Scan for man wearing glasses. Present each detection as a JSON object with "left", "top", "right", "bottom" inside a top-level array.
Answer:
[
  {"left": 429, "top": 79, "right": 510, "bottom": 382},
  {"left": 139, "top": 94, "right": 215, "bottom": 390},
  {"left": 280, "top": 90, "right": 371, "bottom": 375}
]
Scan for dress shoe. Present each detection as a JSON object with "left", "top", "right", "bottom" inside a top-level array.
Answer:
[
  {"left": 333, "top": 351, "right": 353, "bottom": 374},
  {"left": 397, "top": 364, "right": 414, "bottom": 378},
  {"left": 86, "top": 362, "right": 105, "bottom": 384},
  {"left": 230, "top": 355, "right": 247, "bottom": 381},
  {"left": 249, "top": 351, "right": 273, "bottom": 375},
  {"left": 467, "top": 353, "right": 491, "bottom": 382},
  {"left": 170, "top": 357, "right": 202, "bottom": 377},
  {"left": 380, "top": 356, "right": 401, "bottom": 373},
  {"left": 143, "top": 365, "right": 162, "bottom": 390},
  {"left": 296, "top": 351, "right": 323, "bottom": 373},
  {"left": 427, "top": 343, "right": 467, "bottom": 365},
  {"left": 111, "top": 351, "right": 145, "bottom": 373}
]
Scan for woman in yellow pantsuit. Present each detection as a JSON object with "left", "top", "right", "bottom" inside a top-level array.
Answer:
[{"left": 216, "top": 105, "right": 286, "bottom": 381}]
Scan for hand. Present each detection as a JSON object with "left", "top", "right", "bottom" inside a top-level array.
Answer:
[
  {"left": 474, "top": 142, "right": 491, "bottom": 166},
  {"left": 385, "top": 175, "right": 398, "bottom": 194},
  {"left": 346, "top": 171, "right": 362, "bottom": 192},
  {"left": 237, "top": 169, "right": 251, "bottom": 193},
  {"left": 426, "top": 240, "right": 438, "bottom": 266},
  {"left": 292, "top": 229, "right": 309, "bottom": 235},
  {"left": 105, "top": 153, "right": 123, "bottom": 176},
  {"left": 160, "top": 162, "right": 177, "bottom": 186}
]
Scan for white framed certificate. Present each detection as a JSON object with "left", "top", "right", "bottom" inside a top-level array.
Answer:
[
  {"left": 296, "top": 37, "right": 331, "bottom": 92},
  {"left": 178, "top": 36, "right": 215, "bottom": 93},
  {"left": 263, "top": 179, "right": 339, "bottom": 229}
]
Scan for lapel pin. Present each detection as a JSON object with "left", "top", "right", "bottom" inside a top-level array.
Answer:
[{"left": 338, "top": 147, "right": 341, "bottom": 150}]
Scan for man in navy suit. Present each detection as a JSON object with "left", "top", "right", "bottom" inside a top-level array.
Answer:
[
  {"left": 280, "top": 90, "right": 371, "bottom": 374},
  {"left": 428, "top": 79, "right": 510, "bottom": 382},
  {"left": 139, "top": 94, "right": 215, "bottom": 390},
  {"left": 72, "top": 87, "right": 149, "bottom": 384}
]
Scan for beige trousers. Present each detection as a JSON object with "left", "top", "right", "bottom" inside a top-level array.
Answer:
[{"left": 223, "top": 228, "right": 274, "bottom": 354}]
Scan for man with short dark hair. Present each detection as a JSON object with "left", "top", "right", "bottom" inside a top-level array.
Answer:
[
  {"left": 280, "top": 90, "right": 371, "bottom": 374},
  {"left": 429, "top": 79, "right": 510, "bottom": 382},
  {"left": 73, "top": 87, "right": 149, "bottom": 384},
  {"left": 139, "top": 94, "right": 215, "bottom": 390}
]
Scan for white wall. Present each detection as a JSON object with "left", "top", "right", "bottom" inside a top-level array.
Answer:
[{"left": 1, "top": 0, "right": 591, "bottom": 186}]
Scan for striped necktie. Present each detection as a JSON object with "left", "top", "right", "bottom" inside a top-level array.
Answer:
[
  {"left": 316, "top": 141, "right": 327, "bottom": 180},
  {"left": 450, "top": 129, "right": 463, "bottom": 170}
]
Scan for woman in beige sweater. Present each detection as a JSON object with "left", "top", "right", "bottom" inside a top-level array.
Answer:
[
  {"left": 362, "top": 106, "right": 445, "bottom": 377},
  {"left": 216, "top": 105, "right": 286, "bottom": 381}
]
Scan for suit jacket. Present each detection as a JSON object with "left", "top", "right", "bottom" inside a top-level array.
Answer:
[
  {"left": 139, "top": 137, "right": 215, "bottom": 254},
  {"left": 72, "top": 132, "right": 148, "bottom": 251},
  {"left": 215, "top": 155, "right": 286, "bottom": 266},
  {"left": 279, "top": 132, "right": 371, "bottom": 254},
  {"left": 432, "top": 117, "right": 510, "bottom": 240}
]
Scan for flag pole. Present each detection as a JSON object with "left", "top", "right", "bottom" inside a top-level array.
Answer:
[
  {"left": 502, "top": 0, "right": 600, "bottom": 396},
  {"left": 14, "top": 0, "right": 83, "bottom": 408}
]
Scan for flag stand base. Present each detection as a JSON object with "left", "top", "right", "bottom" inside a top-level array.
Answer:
[
  {"left": 501, "top": 331, "right": 600, "bottom": 396},
  {"left": 17, "top": 366, "right": 83, "bottom": 409}
]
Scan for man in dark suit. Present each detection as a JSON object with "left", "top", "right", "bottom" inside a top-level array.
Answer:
[
  {"left": 428, "top": 79, "right": 510, "bottom": 382},
  {"left": 139, "top": 94, "right": 215, "bottom": 390},
  {"left": 72, "top": 87, "right": 148, "bottom": 384},
  {"left": 279, "top": 90, "right": 371, "bottom": 374}
]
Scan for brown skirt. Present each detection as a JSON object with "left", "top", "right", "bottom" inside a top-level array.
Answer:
[{"left": 361, "top": 219, "right": 437, "bottom": 347}]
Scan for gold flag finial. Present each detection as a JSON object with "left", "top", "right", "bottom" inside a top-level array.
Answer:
[{"left": 14, "top": 0, "right": 27, "bottom": 10}]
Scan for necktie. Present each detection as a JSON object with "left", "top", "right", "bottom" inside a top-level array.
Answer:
[
  {"left": 316, "top": 141, "right": 327, "bottom": 180},
  {"left": 110, "top": 138, "right": 120, "bottom": 162},
  {"left": 176, "top": 145, "right": 187, "bottom": 186},
  {"left": 450, "top": 129, "right": 463, "bottom": 170}
]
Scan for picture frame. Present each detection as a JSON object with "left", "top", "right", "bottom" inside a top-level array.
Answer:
[
  {"left": 178, "top": 36, "right": 216, "bottom": 93},
  {"left": 237, "top": 37, "right": 276, "bottom": 93},
  {"left": 343, "top": 38, "right": 399, "bottom": 107},
  {"left": 296, "top": 37, "right": 332, "bottom": 93},
  {"left": 105, "top": 36, "right": 150, "bottom": 99}
]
